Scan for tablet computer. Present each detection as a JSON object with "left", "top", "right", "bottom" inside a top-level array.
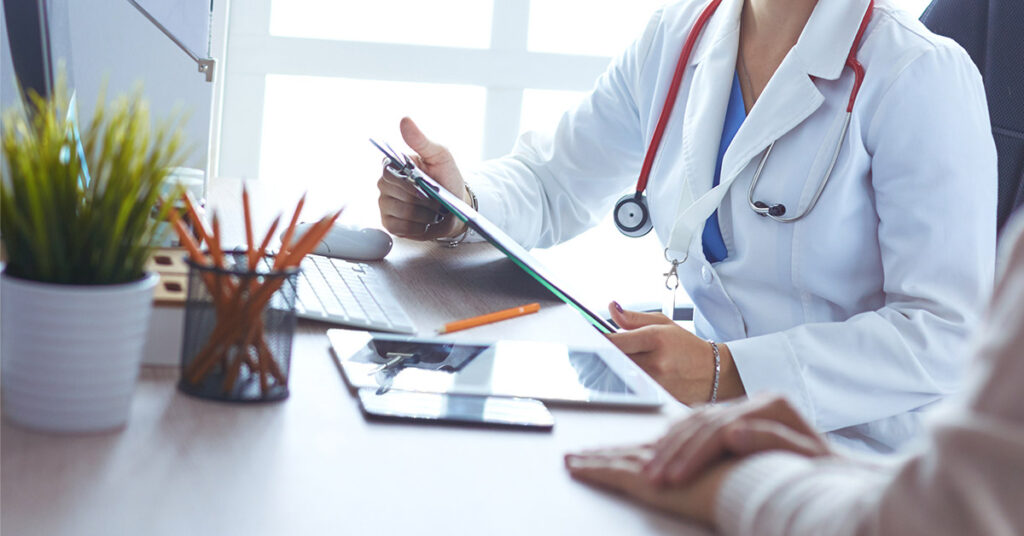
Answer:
[
  {"left": 329, "top": 329, "right": 663, "bottom": 408},
  {"left": 371, "top": 139, "right": 618, "bottom": 334}
]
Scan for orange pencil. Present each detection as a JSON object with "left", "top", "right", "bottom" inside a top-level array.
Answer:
[{"left": 437, "top": 303, "right": 541, "bottom": 334}]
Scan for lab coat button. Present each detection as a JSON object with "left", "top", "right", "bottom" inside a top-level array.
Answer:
[{"left": 701, "top": 266, "right": 713, "bottom": 284}]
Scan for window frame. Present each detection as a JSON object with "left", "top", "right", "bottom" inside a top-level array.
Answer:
[{"left": 213, "top": 0, "right": 611, "bottom": 180}]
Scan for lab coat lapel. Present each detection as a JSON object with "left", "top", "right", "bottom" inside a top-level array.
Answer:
[
  {"left": 721, "top": 0, "right": 872, "bottom": 183},
  {"left": 668, "top": 0, "right": 872, "bottom": 259},
  {"left": 668, "top": 0, "right": 742, "bottom": 260},
  {"left": 718, "top": 53, "right": 823, "bottom": 185}
]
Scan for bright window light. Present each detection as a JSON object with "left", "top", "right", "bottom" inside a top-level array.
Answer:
[
  {"left": 528, "top": 0, "right": 667, "bottom": 56},
  {"left": 260, "top": 75, "right": 485, "bottom": 224},
  {"left": 269, "top": 0, "right": 494, "bottom": 48},
  {"left": 519, "top": 89, "right": 587, "bottom": 136}
]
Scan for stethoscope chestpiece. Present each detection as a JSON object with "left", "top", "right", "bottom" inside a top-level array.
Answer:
[
  {"left": 614, "top": 192, "right": 654, "bottom": 237},
  {"left": 751, "top": 201, "right": 787, "bottom": 218}
]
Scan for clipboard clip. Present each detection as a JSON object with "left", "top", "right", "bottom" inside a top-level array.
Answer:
[
  {"left": 370, "top": 138, "right": 414, "bottom": 178},
  {"left": 370, "top": 138, "right": 448, "bottom": 215}
]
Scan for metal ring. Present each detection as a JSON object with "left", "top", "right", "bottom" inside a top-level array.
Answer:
[{"left": 663, "top": 247, "right": 688, "bottom": 265}]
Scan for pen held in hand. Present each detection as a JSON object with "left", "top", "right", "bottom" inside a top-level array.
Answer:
[{"left": 437, "top": 303, "right": 542, "bottom": 335}]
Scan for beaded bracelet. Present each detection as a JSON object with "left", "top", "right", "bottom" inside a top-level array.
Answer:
[{"left": 708, "top": 340, "right": 721, "bottom": 404}]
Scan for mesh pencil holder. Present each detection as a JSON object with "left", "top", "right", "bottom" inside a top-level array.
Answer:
[{"left": 178, "top": 251, "right": 300, "bottom": 402}]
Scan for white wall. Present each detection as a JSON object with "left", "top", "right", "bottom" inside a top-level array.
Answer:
[{"left": 0, "top": 0, "right": 212, "bottom": 169}]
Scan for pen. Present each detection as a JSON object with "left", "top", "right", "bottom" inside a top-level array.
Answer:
[{"left": 437, "top": 303, "right": 541, "bottom": 334}]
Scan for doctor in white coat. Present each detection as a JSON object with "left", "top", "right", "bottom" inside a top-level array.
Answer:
[{"left": 376, "top": 0, "right": 996, "bottom": 452}]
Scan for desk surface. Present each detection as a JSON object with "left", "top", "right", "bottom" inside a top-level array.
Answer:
[{"left": 1, "top": 179, "right": 704, "bottom": 535}]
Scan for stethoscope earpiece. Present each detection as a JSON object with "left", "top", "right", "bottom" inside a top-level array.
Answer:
[{"left": 614, "top": 193, "right": 654, "bottom": 237}]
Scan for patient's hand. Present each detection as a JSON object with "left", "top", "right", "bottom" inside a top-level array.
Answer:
[
  {"left": 564, "top": 444, "right": 736, "bottom": 527},
  {"left": 645, "top": 394, "right": 833, "bottom": 487},
  {"left": 565, "top": 396, "right": 832, "bottom": 525},
  {"left": 606, "top": 303, "right": 745, "bottom": 405}
]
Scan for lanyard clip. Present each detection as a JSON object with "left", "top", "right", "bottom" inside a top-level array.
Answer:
[
  {"left": 663, "top": 261, "right": 681, "bottom": 291},
  {"left": 663, "top": 248, "right": 687, "bottom": 290},
  {"left": 663, "top": 246, "right": 688, "bottom": 289}
]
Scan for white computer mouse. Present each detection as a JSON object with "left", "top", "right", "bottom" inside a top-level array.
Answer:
[{"left": 286, "top": 223, "right": 393, "bottom": 261}]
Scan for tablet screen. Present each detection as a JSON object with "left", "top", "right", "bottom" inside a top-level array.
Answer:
[{"left": 342, "top": 337, "right": 635, "bottom": 402}]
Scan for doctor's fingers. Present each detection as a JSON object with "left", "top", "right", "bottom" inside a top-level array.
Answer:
[
  {"left": 378, "top": 193, "right": 444, "bottom": 226},
  {"left": 400, "top": 117, "right": 456, "bottom": 167},
  {"left": 378, "top": 171, "right": 439, "bottom": 206},
  {"left": 606, "top": 326, "right": 670, "bottom": 356},
  {"left": 620, "top": 351, "right": 662, "bottom": 382},
  {"left": 380, "top": 214, "right": 455, "bottom": 240},
  {"left": 609, "top": 302, "right": 674, "bottom": 330}
]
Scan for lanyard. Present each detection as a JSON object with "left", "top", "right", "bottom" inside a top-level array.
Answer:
[{"left": 639, "top": 0, "right": 873, "bottom": 293}]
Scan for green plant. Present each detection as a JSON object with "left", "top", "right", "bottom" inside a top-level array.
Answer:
[{"left": 1, "top": 84, "right": 189, "bottom": 285}]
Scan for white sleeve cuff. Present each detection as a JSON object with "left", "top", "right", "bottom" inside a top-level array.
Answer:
[
  {"left": 465, "top": 174, "right": 498, "bottom": 220},
  {"left": 725, "top": 333, "right": 816, "bottom": 426}
]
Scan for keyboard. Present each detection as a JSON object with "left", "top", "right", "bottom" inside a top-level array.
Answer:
[{"left": 292, "top": 255, "right": 416, "bottom": 334}]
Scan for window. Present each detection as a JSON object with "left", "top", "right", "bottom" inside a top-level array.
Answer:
[{"left": 217, "top": 0, "right": 934, "bottom": 312}]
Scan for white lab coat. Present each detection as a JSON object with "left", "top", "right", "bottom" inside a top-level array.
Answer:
[{"left": 468, "top": 0, "right": 996, "bottom": 452}]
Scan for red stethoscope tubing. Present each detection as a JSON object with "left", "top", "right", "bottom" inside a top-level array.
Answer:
[{"left": 632, "top": 0, "right": 874, "bottom": 196}]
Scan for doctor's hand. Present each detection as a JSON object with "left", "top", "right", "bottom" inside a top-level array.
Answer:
[
  {"left": 606, "top": 302, "right": 745, "bottom": 406},
  {"left": 377, "top": 117, "right": 471, "bottom": 240}
]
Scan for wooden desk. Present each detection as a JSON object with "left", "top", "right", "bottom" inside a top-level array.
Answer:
[{"left": 1, "top": 179, "right": 704, "bottom": 535}]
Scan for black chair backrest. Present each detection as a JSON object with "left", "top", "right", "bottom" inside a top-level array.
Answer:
[{"left": 921, "top": 0, "right": 1024, "bottom": 233}]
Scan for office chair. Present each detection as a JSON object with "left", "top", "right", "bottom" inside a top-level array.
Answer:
[{"left": 921, "top": 0, "right": 1024, "bottom": 233}]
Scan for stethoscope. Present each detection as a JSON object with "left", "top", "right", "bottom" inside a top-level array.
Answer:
[{"left": 614, "top": 0, "right": 874, "bottom": 237}]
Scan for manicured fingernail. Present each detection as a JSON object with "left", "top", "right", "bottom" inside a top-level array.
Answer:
[{"left": 613, "top": 301, "right": 624, "bottom": 313}]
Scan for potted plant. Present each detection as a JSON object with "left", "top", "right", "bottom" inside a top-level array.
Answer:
[{"left": 1, "top": 85, "right": 187, "bottom": 433}]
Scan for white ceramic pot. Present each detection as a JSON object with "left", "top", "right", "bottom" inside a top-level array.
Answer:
[{"left": 1, "top": 272, "right": 159, "bottom": 433}]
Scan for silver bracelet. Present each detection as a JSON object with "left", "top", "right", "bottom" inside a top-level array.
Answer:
[
  {"left": 440, "top": 183, "right": 477, "bottom": 248},
  {"left": 708, "top": 340, "right": 721, "bottom": 404}
]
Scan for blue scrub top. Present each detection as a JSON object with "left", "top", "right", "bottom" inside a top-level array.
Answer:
[{"left": 702, "top": 72, "right": 746, "bottom": 263}]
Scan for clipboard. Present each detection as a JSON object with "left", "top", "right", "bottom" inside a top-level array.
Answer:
[{"left": 374, "top": 143, "right": 618, "bottom": 334}]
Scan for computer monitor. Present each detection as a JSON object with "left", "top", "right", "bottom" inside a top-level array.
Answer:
[
  {"left": 3, "top": 0, "right": 89, "bottom": 182},
  {"left": 3, "top": 0, "right": 73, "bottom": 103}
]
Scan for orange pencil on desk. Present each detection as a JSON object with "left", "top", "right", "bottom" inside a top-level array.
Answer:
[{"left": 437, "top": 303, "right": 541, "bottom": 334}]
